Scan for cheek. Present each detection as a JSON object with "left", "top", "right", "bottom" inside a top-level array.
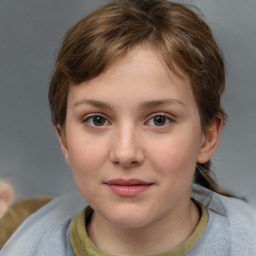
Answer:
[
  {"left": 69, "top": 142, "right": 106, "bottom": 174},
  {"left": 67, "top": 140, "right": 108, "bottom": 203},
  {"left": 65, "top": 133, "right": 109, "bottom": 191},
  {"left": 149, "top": 133, "right": 200, "bottom": 178}
]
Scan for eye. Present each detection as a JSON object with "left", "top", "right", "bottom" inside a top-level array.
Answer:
[
  {"left": 147, "top": 114, "right": 172, "bottom": 127},
  {"left": 84, "top": 115, "right": 109, "bottom": 127}
]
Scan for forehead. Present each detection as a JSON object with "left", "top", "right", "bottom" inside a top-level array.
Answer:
[{"left": 67, "top": 45, "right": 195, "bottom": 110}]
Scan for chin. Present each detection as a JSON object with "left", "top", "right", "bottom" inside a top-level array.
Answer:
[
  {"left": 102, "top": 205, "right": 154, "bottom": 229},
  {"left": 110, "top": 216, "right": 150, "bottom": 229}
]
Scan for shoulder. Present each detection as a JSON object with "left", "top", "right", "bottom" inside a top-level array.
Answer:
[
  {"left": 0, "top": 192, "right": 86, "bottom": 256},
  {"left": 192, "top": 185, "right": 256, "bottom": 255},
  {"left": 211, "top": 193, "right": 256, "bottom": 249},
  {"left": 0, "top": 197, "right": 52, "bottom": 248},
  {"left": 208, "top": 191, "right": 256, "bottom": 232}
]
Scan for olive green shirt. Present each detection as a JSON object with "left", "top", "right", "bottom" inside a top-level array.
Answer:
[{"left": 70, "top": 202, "right": 208, "bottom": 256}]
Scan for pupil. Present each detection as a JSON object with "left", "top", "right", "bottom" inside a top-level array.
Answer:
[
  {"left": 154, "top": 116, "right": 166, "bottom": 126},
  {"left": 93, "top": 116, "right": 105, "bottom": 126}
]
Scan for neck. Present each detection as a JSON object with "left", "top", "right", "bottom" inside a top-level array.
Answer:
[{"left": 87, "top": 199, "right": 200, "bottom": 255}]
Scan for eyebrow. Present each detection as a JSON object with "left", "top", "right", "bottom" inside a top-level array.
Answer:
[
  {"left": 73, "top": 98, "right": 186, "bottom": 109},
  {"left": 139, "top": 99, "right": 186, "bottom": 108},
  {"left": 73, "top": 99, "right": 113, "bottom": 109}
]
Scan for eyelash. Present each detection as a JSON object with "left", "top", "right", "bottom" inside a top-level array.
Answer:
[
  {"left": 82, "top": 114, "right": 110, "bottom": 127},
  {"left": 82, "top": 113, "right": 174, "bottom": 128},
  {"left": 146, "top": 113, "right": 173, "bottom": 127}
]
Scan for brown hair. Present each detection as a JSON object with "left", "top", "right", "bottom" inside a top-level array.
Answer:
[{"left": 49, "top": 0, "right": 227, "bottom": 194}]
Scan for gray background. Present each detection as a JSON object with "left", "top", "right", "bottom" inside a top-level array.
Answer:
[{"left": 0, "top": 0, "right": 255, "bottom": 205}]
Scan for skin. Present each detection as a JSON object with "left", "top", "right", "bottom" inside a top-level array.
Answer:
[
  {"left": 57, "top": 45, "right": 222, "bottom": 254},
  {"left": 0, "top": 181, "right": 14, "bottom": 218}
]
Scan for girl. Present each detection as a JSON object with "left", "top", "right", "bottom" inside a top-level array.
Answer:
[{"left": 1, "top": 0, "right": 255, "bottom": 255}]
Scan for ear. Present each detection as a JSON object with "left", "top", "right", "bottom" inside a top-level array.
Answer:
[
  {"left": 56, "top": 126, "right": 71, "bottom": 165},
  {"left": 197, "top": 117, "right": 223, "bottom": 164}
]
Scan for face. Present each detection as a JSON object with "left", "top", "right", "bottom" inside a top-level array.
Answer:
[{"left": 58, "top": 45, "right": 219, "bottom": 229}]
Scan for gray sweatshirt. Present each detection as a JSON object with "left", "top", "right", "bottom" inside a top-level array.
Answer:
[{"left": 0, "top": 186, "right": 256, "bottom": 255}]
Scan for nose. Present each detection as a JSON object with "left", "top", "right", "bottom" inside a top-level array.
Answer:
[{"left": 109, "top": 125, "right": 145, "bottom": 168}]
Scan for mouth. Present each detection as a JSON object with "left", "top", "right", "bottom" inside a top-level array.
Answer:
[{"left": 104, "top": 179, "right": 154, "bottom": 197}]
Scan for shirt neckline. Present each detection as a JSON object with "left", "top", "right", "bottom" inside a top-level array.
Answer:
[{"left": 69, "top": 200, "right": 208, "bottom": 256}]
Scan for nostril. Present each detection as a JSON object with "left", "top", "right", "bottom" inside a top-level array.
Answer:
[
  {"left": 110, "top": 153, "right": 144, "bottom": 168},
  {"left": 109, "top": 133, "right": 145, "bottom": 167},
  {"left": 122, "top": 160, "right": 140, "bottom": 168}
]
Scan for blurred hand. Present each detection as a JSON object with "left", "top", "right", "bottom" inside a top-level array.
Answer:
[{"left": 0, "top": 181, "right": 14, "bottom": 218}]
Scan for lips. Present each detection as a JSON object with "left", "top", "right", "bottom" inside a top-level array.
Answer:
[{"left": 104, "top": 179, "right": 153, "bottom": 197}]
